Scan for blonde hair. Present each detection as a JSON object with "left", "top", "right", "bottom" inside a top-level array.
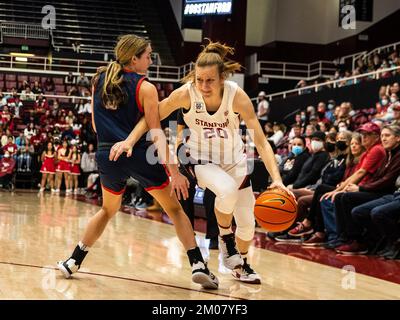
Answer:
[
  {"left": 182, "top": 39, "right": 242, "bottom": 83},
  {"left": 92, "top": 34, "right": 150, "bottom": 110}
]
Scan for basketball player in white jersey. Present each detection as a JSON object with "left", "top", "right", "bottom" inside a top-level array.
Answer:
[{"left": 110, "top": 40, "right": 292, "bottom": 284}]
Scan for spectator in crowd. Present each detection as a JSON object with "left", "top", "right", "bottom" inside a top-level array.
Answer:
[
  {"left": 15, "top": 132, "right": 27, "bottom": 150},
  {"left": 280, "top": 131, "right": 357, "bottom": 244},
  {"left": 81, "top": 143, "right": 97, "bottom": 189},
  {"left": 288, "top": 123, "right": 302, "bottom": 140},
  {"left": 351, "top": 176, "right": 400, "bottom": 259},
  {"left": 20, "top": 86, "right": 36, "bottom": 101},
  {"left": 77, "top": 72, "right": 90, "bottom": 88},
  {"left": 391, "top": 102, "right": 400, "bottom": 125},
  {"left": 16, "top": 144, "right": 33, "bottom": 172},
  {"left": 289, "top": 131, "right": 330, "bottom": 190},
  {"left": 43, "top": 77, "right": 55, "bottom": 92},
  {"left": 333, "top": 124, "right": 400, "bottom": 255},
  {"left": 280, "top": 136, "right": 310, "bottom": 186},
  {"left": 31, "top": 81, "right": 43, "bottom": 95},
  {"left": 3, "top": 136, "right": 18, "bottom": 158},
  {"left": 268, "top": 123, "right": 285, "bottom": 146},
  {"left": 256, "top": 91, "right": 269, "bottom": 130},
  {"left": 0, "top": 151, "right": 16, "bottom": 190},
  {"left": 65, "top": 72, "right": 76, "bottom": 85},
  {"left": 24, "top": 123, "right": 36, "bottom": 140}
]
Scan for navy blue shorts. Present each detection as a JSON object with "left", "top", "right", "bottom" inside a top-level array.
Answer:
[{"left": 96, "top": 143, "right": 170, "bottom": 195}]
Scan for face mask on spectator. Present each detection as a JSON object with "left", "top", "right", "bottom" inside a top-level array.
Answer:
[
  {"left": 390, "top": 97, "right": 398, "bottom": 103},
  {"left": 381, "top": 99, "right": 388, "bottom": 106},
  {"left": 336, "top": 140, "right": 348, "bottom": 151},
  {"left": 301, "top": 115, "right": 306, "bottom": 121},
  {"left": 311, "top": 140, "right": 324, "bottom": 152},
  {"left": 4, "top": 152, "right": 10, "bottom": 158},
  {"left": 328, "top": 104, "right": 334, "bottom": 110},
  {"left": 338, "top": 126, "right": 347, "bottom": 132},
  {"left": 291, "top": 146, "right": 303, "bottom": 156},
  {"left": 326, "top": 142, "right": 336, "bottom": 153},
  {"left": 349, "top": 110, "right": 355, "bottom": 117}
]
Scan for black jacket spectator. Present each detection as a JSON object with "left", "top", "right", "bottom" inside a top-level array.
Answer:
[
  {"left": 292, "top": 150, "right": 330, "bottom": 189},
  {"left": 281, "top": 149, "right": 310, "bottom": 186}
]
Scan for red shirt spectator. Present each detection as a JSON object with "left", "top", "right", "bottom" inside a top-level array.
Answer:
[
  {"left": 3, "top": 139, "right": 18, "bottom": 156},
  {"left": 356, "top": 141, "right": 386, "bottom": 185}
]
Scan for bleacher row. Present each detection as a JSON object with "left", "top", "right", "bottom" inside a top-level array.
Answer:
[{"left": 0, "top": 0, "right": 148, "bottom": 51}]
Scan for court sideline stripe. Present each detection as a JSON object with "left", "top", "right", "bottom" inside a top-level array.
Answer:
[{"left": 0, "top": 261, "right": 247, "bottom": 300}]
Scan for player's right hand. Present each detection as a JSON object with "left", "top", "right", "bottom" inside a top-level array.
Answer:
[{"left": 109, "top": 140, "right": 133, "bottom": 161}]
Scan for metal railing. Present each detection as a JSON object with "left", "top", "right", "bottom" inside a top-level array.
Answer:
[
  {"left": 257, "top": 60, "right": 337, "bottom": 81},
  {"left": 0, "top": 53, "right": 194, "bottom": 82},
  {"left": 253, "top": 66, "right": 400, "bottom": 102},
  {"left": 0, "top": 22, "right": 50, "bottom": 40}
]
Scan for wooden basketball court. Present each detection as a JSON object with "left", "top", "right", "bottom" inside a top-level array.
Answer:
[{"left": 0, "top": 191, "right": 399, "bottom": 300}]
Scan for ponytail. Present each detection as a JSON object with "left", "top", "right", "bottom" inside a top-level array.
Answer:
[{"left": 182, "top": 39, "right": 242, "bottom": 83}]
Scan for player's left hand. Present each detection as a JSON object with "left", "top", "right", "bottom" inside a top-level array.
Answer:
[
  {"left": 170, "top": 171, "right": 190, "bottom": 201},
  {"left": 109, "top": 140, "right": 133, "bottom": 161}
]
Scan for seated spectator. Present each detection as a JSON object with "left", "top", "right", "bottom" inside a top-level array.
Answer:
[
  {"left": 281, "top": 136, "right": 310, "bottom": 186},
  {"left": 392, "top": 102, "right": 400, "bottom": 125},
  {"left": 20, "top": 86, "right": 36, "bottom": 101},
  {"left": 16, "top": 145, "right": 33, "bottom": 172},
  {"left": 333, "top": 124, "right": 400, "bottom": 255},
  {"left": 281, "top": 131, "right": 360, "bottom": 245},
  {"left": 81, "top": 143, "right": 97, "bottom": 188},
  {"left": 43, "top": 77, "right": 55, "bottom": 92},
  {"left": 31, "top": 81, "right": 43, "bottom": 95},
  {"left": 0, "top": 105, "right": 12, "bottom": 125},
  {"left": 0, "top": 151, "right": 16, "bottom": 190},
  {"left": 65, "top": 72, "right": 76, "bottom": 85},
  {"left": 263, "top": 122, "right": 274, "bottom": 138},
  {"left": 2, "top": 136, "right": 18, "bottom": 158},
  {"left": 289, "top": 131, "right": 330, "bottom": 189},
  {"left": 76, "top": 72, "right": 90, "bottom": 88},
  {"left": 288, "top": 123, "right": 302, "bottom": 140},
  {"left": 351, "top": 177, "right": 400, "bottom": 259},
  {"left": 268, "top": 123, "right": 285, "bottom": 147},
  {"left": 15, "top": 132, "right": 27, "bottom": 150},
  {"left": 24, "top": 122, "right": 37, "bottom": 140},
  {"left": 317, "top": 102, "right": 330, "bottom": 124}
]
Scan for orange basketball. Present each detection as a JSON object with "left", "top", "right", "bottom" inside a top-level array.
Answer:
[{"left": 254, "top": 188, "right": 298, "bottom": 232}]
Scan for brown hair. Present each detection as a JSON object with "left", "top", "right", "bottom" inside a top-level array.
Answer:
[
  {"left": 92, "top": 34, "right": 150, "bottom": 110},
  {"left": 346, "top": 132, "right": 365, "bottom": 166},
  {"left": 182, "top": 39, "right": 242, "bottom": 83}
]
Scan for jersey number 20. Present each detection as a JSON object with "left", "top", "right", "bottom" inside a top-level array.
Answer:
[{"left": 203, "top": 128, "right": 228, "bottom": 139}]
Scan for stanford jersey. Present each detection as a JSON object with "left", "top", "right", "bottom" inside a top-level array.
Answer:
[{"left": 182, "top": 80, "right": 244, "bottom": 165}]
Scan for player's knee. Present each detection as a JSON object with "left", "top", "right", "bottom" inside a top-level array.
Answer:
[
  {"left": 215, "top": 187, "right": 239, "bottom": 214},
  {"left": 102, "top": 205, "right": 118, "bottom": 219}
]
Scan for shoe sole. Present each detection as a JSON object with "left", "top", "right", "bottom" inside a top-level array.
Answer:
[
  {"left": 57, "top": 261, "right": 72, "bottom": 279},
  {"left": 336, "top": 250, "right": 368, "bottom": 255},
  {"left": 302, "top": 242, "right": 326, "bottom": 247},
  {"left": 288, "top": 229, "right": 314, "bottom": 237},
  {"left": 192, "top": 273, "right": 219, "bottom": 290},
  {"left": 232, "top": 272, "right": 261, "bottom": 284}
]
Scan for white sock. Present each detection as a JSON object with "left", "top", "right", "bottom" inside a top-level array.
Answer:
[{"left": 78, "top": 241, "right": 89, "bottom": 252}]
